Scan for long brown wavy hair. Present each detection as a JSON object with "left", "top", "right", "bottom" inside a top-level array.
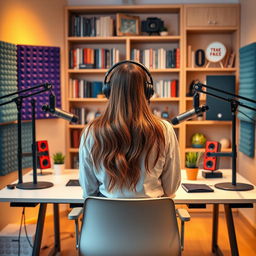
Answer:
[{"left": 85, "top": 62, "right": 165, "bottom": 191}]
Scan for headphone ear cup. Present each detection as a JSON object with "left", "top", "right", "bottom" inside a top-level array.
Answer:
[
  {"left": 102, "top": 82, "right": 111, "bottom": 99},
  {"left": 145, "top": 82, "right": 154, "bottom": 100}
]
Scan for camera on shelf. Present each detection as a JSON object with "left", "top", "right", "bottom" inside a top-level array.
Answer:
[{"left": 141, "top": 17, "right": 164, "bottom": 35}]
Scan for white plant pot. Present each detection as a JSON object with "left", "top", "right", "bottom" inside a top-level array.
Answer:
[
  {"left": 160, "top": 31, "right": 168, "bottom": 36},
  {"left": 54, "top": 164, "right": 65, "bottom": 175}
]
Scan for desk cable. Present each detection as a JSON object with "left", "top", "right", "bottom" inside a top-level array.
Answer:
[{"left": 13, "top": 207, "right": 33, "bottom": 256}]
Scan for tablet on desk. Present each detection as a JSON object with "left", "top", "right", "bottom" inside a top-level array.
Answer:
[{"left": 182, "top": 183, "right": 214, "bottom": 193}]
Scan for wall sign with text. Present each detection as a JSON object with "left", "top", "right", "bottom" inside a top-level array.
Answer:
[{"left": 205, "top": 42, "right": 226, "bottom": 68}]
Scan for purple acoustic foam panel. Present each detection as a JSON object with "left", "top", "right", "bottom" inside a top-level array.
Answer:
[{"left": 17, "top": 45, "right": 61, "bottom": 120}]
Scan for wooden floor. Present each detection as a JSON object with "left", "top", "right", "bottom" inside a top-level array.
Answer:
[{"left": 39, "top": 210, "right": 256, "bottom": 256}]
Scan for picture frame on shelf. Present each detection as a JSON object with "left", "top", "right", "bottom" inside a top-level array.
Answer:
[{"left": 116, "top": 13, "right": 140, "bottom": 36}]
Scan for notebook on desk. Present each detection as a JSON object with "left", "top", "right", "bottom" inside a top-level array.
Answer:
[{"left": 181, "top": 183, "right": 214, "bottom": 193}]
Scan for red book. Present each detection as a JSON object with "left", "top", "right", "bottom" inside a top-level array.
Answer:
[
  {"left": 72, "top": 130, "right": 81, "bottom": 148},
  {"left": 171, "top": 80, "right": 177, "bottom": 97},
  {"left": 176, "top": 48, "right": 180, "bottom": 68},
  {"left": 87, "top": 48, "right": 91, "bottom": 65},
  {"left": 83, "top": 48, "right": 87, "bottom": 64}
]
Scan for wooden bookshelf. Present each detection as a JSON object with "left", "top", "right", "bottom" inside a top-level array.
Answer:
[
  {"left": 64, "top": 4, "right": 240, "bottom": 169},
  {"left": 183, "top": 4, "right": 240, "bottom": 169}
]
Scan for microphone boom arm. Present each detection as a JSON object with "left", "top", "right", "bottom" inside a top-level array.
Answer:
[{"left": 192, "top": 81, "right": 255, "bottom": 191}]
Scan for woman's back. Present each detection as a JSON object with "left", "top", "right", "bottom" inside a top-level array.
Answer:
[{"left": 79, "top": 61, "right": 181, "bottom": 198}]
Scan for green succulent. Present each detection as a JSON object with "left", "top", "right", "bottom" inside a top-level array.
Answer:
[
  {"left": 185, "top": 152, "right": 203, "bottom": 168},
  {"left": 53, "top": 152, "right": 65, "bottom": 164}
]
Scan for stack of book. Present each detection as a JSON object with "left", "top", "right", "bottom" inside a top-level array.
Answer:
[
  {"left": 131, "top": 48, "right": 180, "bottom": 69},
  {"left": 154, "top": 80, "right": 178, "bottom": 98},
  {"left": 69, "top": 79, "right": 103, "bottom": 98},
  {"left": 69, "top": 47, "right": 120, "bottom": 69},
  {"left": 69, "top": 15, "right": 114, "bottom": 37}
]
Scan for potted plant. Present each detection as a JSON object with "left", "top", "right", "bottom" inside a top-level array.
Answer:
[
  {"left": 53, "top": 152, "right": 65, "bottom": 175},
  {"left": 160, "top": 27, "right": 168, "bottom": 36},
  {"left": 185, "top": 152, "right": 203, "bottom": 180}
]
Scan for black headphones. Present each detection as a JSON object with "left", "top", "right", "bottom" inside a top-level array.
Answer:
[{"left": 102, "top": 60, "right": 154, "bottom": 100}]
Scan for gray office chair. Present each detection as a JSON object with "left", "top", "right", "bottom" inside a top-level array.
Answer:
[{"left": 68, "top": 197, "right": 190, "bottom": 256}]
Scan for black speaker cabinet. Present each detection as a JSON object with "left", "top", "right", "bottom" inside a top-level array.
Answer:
[{"left": 206, "top": 75, "right": 235, "bottom": 121}]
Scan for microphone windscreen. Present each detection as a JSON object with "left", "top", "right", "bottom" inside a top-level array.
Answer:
[
  {"left": 71, "top": 115, "right": 79, "bottom": 123},
  {"left": 171, "top": 117, "right": 179, "bottom": 125}
]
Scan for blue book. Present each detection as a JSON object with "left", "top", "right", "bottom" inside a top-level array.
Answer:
[{"left": 91, "top": 81, "right": 103, "bottom": 98}]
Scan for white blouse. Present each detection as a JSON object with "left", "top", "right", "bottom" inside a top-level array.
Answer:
[{"left": 79, "top": 120, "right": 181, "bottom": 198}]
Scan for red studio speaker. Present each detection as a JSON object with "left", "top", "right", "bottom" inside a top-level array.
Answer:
[
  {"left": 37, "top": 140, "right": 51, "bottom": 169},
  {"left": 203, "top": 141, "right": 221, "bottom": 171}
]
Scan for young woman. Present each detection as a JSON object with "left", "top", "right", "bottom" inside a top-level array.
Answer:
[{"left": 79, "top": 61, "right": 181, "bottom": 198}]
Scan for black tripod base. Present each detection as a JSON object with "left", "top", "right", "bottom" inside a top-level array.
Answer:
[
  {"left": 215, "top": 182, "right": 254, "bottom": 191},
  {"left": 16, "top": 181, "right": 54, "bottom": 190}
]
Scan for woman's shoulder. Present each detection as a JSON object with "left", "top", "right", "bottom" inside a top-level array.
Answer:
[{"left": 80, "top": 125, "right": 94, "bottom": 148}]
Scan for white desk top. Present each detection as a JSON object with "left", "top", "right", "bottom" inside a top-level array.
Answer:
[{"left": 0, "top": 169, "right": 255, "bottom": 204}]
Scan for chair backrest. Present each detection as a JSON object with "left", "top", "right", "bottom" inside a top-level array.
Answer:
[{"left": 79, "top": 197, "right": 181, "bottom": 256}]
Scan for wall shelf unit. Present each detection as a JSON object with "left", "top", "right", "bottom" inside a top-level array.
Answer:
[{"left": 65, "top": 4, "right": 239, "bottom": 169}]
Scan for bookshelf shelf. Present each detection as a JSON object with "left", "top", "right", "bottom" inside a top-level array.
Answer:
[
  {"left": 150, "top": 68, "right": 180, "bottom": 73},
  {"left": 185, "top": 97, "right": 206, "bottom": 101},
  {"left": 68, "top": 36, "right": 181, "bottom": 42},
  {"left": 68, "top": 98, "right": 108, "bottom": 103},
  {"left": 69, "top": 148, "right": 79, "bottom": 153},
  {"left": 151, "top": 97, "right": 180, "bottom": 102},
  {"left": 129, "top": 36, "right": 181, "bottom": 42},
  {"left": 186, "top": 27, "right": 238, "bottom": 33},
  {"left": 186, "top": 121, "right": 232, "bottom": 125},
  {"left": 65, "top": 4, "right": 239, "bottom": 169},
  {"left": 68, "top": 37, "right": 127, "bottom": 43},
  {"left": 186, "top": 68, "right": 237, "bottom": 72},
  {"left": 69, "top": 124, "right": 85, "bottom": 129},
  {"left": 68, "top": 69, "right": 108, "bottom": 74},
  {"left": 68, "top": 68, "right": 180, "bottom": 74}
]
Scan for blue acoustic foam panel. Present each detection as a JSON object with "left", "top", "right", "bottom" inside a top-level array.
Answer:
[
  {"left": 0, "top": 122, "right": 32, "bottom": 176},
  {"left": 238, "top": 42, "right": 256, "bottom": 157},
  {"left": 0, "top": 41, "right": 18, "bottom": 123},
  {"left": 17, "top": 45, "right": 61, "bottom": 120}
]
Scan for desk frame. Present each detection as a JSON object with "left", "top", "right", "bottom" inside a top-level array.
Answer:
[{"left": 1, "top": 169, "right": 255, "bottom": 256}]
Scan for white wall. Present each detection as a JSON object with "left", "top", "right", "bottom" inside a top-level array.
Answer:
[{"left": 238, "top": 0, "right": 256, "bottom": 229}]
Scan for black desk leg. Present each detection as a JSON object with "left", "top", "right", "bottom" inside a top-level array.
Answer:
[
  {"left": 212, "top": 204, "right": 223, "bottom": 256},
  {"left": 32, "top": 203, "right": 47, "bottom": 256},
  {"left": 224, "top": 204, "right": 239, "bottom": 256},
  {"left": 48, "top": 203, "right": 61, "bottom": 256},
  {"left": 54, "top": 203, "right": 61, "bottom": 252}
]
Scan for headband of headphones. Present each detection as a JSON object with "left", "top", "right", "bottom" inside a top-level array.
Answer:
[{"left": 103, "top": 60, "right": 154, "bottom": 100}]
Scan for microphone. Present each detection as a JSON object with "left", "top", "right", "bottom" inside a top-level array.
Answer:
[
  {"left": 42, "top": 105, "right": 79, "bottom": 123},
  {"left": 171, "top": 105, "right": 209, "bottom": 125}
]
